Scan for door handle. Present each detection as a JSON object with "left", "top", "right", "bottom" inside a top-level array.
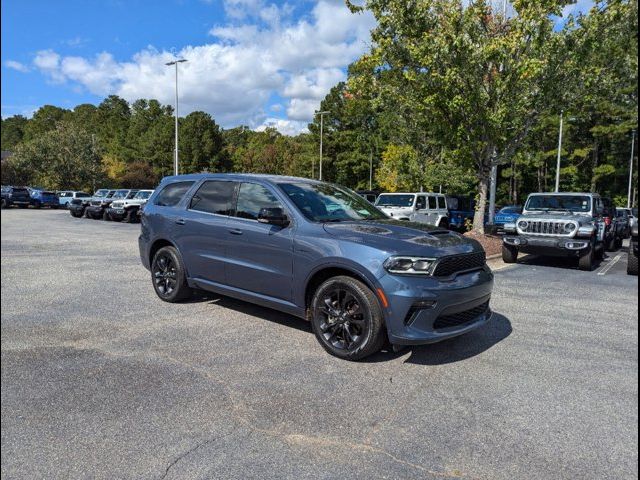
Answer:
[
  {"left": 229, "top": 228, "right": 243, "bottom": 235},
  {"left": 175, "top": 218, "right": 186, "bottom": 225}
]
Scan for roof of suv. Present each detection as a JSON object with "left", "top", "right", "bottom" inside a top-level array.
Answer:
[
  {"left": 528, "top": 192, "right": 600, "bottom": 197},
  {"left": 160, "top": 173, "right": 323, "bottom": 185}
]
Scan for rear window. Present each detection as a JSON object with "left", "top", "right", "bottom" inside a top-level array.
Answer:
[
  {"left": 189, "top": 180, "right": 235, "bottom": 215},
  {"left": 76, "top": 192, "right": 90, "bottom": 198},
  {"left": 154, "top": 181, "right": 195, "bottom": 207}
]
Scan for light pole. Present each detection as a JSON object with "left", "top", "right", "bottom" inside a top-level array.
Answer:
[
  {"left": 165, "top": 58, "right": 187, "bottom": 176},
  {"left": 555, "top": 110, "right": 564, "bottom": 192},
  {"left": 628, "top": 129, "right": 636, "bottom": 208},
  {"left": 316, "top": 110, "right": 329, "bottom": 181}
]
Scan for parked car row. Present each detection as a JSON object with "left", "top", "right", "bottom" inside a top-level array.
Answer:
[
  {"left": 69, "top": 188, "right": 154, "bottom": 222},
  {"left": 2, "top": 186, "right": 94, "bottom": 210}
]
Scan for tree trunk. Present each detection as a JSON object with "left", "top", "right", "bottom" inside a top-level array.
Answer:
[
  {"left": 514, "top": 160, "right": 518, "bottom": 205},
  {"left": 590, "top": 141, "right": 599, "bottom": 192},
  {"left": 473, "top": 171, "right": 490, "bottom": 234}
]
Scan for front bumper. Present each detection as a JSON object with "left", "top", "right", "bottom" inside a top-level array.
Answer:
[
  {"left": 503, "top": 235, "right": 590, "bottom": 256},
  {"left": 107, "top": 207, "right": 126, "bottom": 220},
  {"left": 379, "top": 267, "right": 494, "bottom": 345},
  {"left": 9, "top": 199, "right": 31, "bottom": 206},
  {"left": 85, "top": 206, "right": 105, "bottom": 217}
]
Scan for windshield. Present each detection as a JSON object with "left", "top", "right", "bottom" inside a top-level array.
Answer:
[
  {"left": 112, "top": 190, "right": 129, "bottom": 199},
  {"left": 134, "top": 191, "right": 153, "bottom": 200},
  {"left": 499, "top": 206, "right": 522, "bottom": 214},
  {"left": 525, "top": 195, "right": 591, "bottom": 213},
  {"left": 279, "top": 183, "right": 387, "bottom": 222},
  {"left": 375, "top": 194, "right": 415, "bottom": 207},
  {"left": 94, "top": 189, "right": 109, "bottom": 197}
]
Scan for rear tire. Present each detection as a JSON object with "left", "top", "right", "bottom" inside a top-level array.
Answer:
[
  {"left": 151, "top": 246, "right": 192, "bottom": 302},
  {"left": 310, "top": 276, "right": 386, "bottom": 360},
  {"left": 502, "top": 244, "right": 518, "bottom": 263},
  {"left": 578, "top": 247, "right": 594, "bottom": 271},
  {"left": 628, "top": 251, "right": 638, "bottom": 276},
  {"left": 606, "top": 235, "right": 617, "bottom": 252},
  {"left": 33, "top": 201, "right": 41, "bottom": 209}
]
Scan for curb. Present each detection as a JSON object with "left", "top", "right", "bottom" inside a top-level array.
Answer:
[{"left": 486, "top": 253, "right": 502, "bottom": 260}]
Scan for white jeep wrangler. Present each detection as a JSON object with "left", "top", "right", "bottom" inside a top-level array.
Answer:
[{"left": 107, "top": 189, "right": 154, "bottom": 223}]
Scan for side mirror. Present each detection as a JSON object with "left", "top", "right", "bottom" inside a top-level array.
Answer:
[{"left": 257, "top": 207, "right": 289, "bottom": 227}]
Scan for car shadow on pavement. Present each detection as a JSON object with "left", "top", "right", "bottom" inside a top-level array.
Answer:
[
  {"left": 515, "top": 253, "right": 607, "bottom": 271},
  {"left": 187, "top": 290, "right": 312, "bottom": 334},
  {"left": 188, "top": 290, "right": 512, "bottom": 364},
  {"left": 365, "top": 313, "right": 513, "bottom": 365}
]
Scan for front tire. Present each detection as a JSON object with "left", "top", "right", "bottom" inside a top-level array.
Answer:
[
  {"left": 502, "top": 244, "right": 518, "bottom": 263},
  {"left": 578, "top": 246, "right": 594, "bottom": 271},
  {"left": 151, "top": 246, "right": 192, "bottom": 302},
  {"left": 103, "top": 209, "right": 111, "bottom": 221},
  {"left": 32, "top": 201, "right": 41, "bottom": 209},
  {"left": 628, "top": 251, "right": 638, "bottom": 276},
  {"left": 1, "top": 199, "right": 7, "bottom": 209},
  {"left": 310, "top": 276, "right": 386, "bottom": 360}
]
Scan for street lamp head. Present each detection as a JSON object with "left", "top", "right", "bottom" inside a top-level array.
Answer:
[
  {"left": 315, "top": 110, "right": 330, "bottom": 115},
  {"left": 165, "top": 59, "right": 188, "bottom": 66}
]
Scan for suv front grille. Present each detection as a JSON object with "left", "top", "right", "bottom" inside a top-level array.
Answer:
[
  {"left": 519, "top": 220, "right": 574, "bottom": 236},
  {"left": 433, "top": 252, "right": 486, "bottom": 277},
  {"left": 90, "top": 200, "right": 103, "bottom": 206},
  {"left": 433, "top": 301, "right": 490, "bottom": 330}
]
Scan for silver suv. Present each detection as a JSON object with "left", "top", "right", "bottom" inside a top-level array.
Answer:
[{"left": 502, "top": 192, "right": 608, "bottom": 271}]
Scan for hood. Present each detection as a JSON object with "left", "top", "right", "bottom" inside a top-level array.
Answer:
[
  {"left": 322, "top": 219, "right": 482, "bottom": 257},
  {"left": 377, "top": 205, "right": 413, "bottom": 214},
  {"left": 520, "top": 211, "right": 593, "bottom": 225}
]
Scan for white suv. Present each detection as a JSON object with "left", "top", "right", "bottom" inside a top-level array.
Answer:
[
  {"left": 375, "top": 192, "right": 449, "bottom": 227},
  {"left": 107, "top": 189, "right": 154, "bottom": 222}
]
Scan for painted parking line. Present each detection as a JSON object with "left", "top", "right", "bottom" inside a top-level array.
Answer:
[{"left": 597, "top": 254, "right": 623, "bottom": 276}]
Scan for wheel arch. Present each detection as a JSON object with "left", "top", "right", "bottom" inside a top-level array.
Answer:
[{"left": 303, "top": 264, "right": 383, "bottom": 320}]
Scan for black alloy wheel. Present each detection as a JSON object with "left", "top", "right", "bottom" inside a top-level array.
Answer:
[
  {"left": 311, "top": 276, "right": 385, "bottom": 360},
  {"left": 151, "top": 246, "right": 192, "bottom": 302}
]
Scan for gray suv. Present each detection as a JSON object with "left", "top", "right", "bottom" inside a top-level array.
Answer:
[
  {"left": 139, "top": 174, "right": 494, "bottom": 360},
  {"left": 502, "top": 192, "right": 608, "bottom": 271}
]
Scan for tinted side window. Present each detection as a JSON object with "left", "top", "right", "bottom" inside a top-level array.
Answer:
[
  {"left": 415, "top": 196, "right": 426, "bottom": 209},
  {"left": 189, "top": 180, "right": 235, "bottom": 215},
  {"left": 235, "top": 183, "right": 282, "bottom": 220},
  {"left": 437, "top": 196, "right": 445, "bottom": 209},
  {"left": 428, "top": 196, "right": 437, "bottom": 209},
  {"left": 154, "top": 181, "right": 195, "bottom": 207}
]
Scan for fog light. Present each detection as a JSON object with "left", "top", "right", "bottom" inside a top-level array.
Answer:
[{"left": 413, "top": 300, "right": 436, "bottom": 308}]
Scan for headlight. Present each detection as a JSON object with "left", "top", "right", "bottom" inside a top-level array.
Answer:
[
  {"left": 384, "top": 256, "right": 436, "bottom": 275},
  {"left": 564, "top": 222, "right": 576, "bottom": 232},
  {"left": 518, "top": 220, "right": 529, "bottom": 229}
]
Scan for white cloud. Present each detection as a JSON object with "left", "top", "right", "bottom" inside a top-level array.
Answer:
[
  {"left": 30, "top": 1, "right": 375, "bottom": 135},
  {"left": 255, "top": 117, "right": 309, "bottom": 136},
  {"left": 4, "top": 60, "right": 30, "bottom": 73}
]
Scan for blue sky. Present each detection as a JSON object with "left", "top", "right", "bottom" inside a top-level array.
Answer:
[{"left": 1, "top": 0, "right": 593, "bottom": 134}]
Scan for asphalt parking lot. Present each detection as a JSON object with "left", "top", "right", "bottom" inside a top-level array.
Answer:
[{"left": 1, "top": 209, "right": 638, "bottom": 480}]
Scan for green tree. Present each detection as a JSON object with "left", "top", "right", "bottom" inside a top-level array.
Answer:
[
  {"left": 1, "top": 115, "right": 28, "bottom": 150},
  {"left": 11, "top": 122, "right": 102, "bottom": 190},
  {"left": 22, "top": 105, "right": 70, "bottom": 141},
  {"left": 349, "top": 0, "right": 572, "bottom": 231},
  {"left": 179, "top": 111, "right": 225, "bottom": 173}
]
